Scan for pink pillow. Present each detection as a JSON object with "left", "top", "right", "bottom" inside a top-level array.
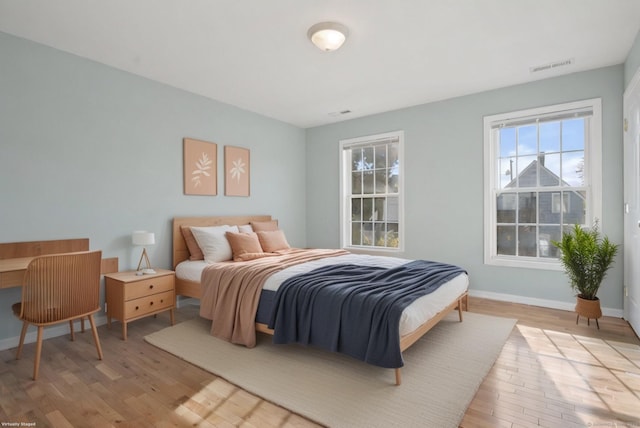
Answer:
[
  {"left": 181, "top": 226, "right": 204, "bottom": 261},
  {"left": 257, "top": 230, "right": 290, "bottom": 252},
  {"left": 225, "top": 232, "right": 264, "bottom": 261}
]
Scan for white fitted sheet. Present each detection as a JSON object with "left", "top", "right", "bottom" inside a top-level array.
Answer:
[{"left": 176, "top": 253, "right": 468, "bottom": 336}]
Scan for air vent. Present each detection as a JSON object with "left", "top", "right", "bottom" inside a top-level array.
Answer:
[
  {"left": 328, "top": 110, "right": 352, "bottom": 117},
  {"left": 530, "top": 58, "right": 574, "bottom": 73}
]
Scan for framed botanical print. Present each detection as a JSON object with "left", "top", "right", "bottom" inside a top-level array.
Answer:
[
  {"left": 183, "top": 138, "right": 217, "bottom": 195},
  {"left": 224, "top": 145, "right": 250, "bottom": 197}
]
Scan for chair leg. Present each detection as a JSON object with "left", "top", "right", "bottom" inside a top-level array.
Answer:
[
  {"left": 81, "top": 317, "right": 85, "bottom": 333},
  {"left": 33, "top": 326, "right": 44, "bottom": 380},
  {"left": 16, "top": 321, "right": 28, "bottom": 360},
  {"left": 88, "top": 314, "right": 103, "bottom": 360},
  {"left": 69, "top": 320, "right": 75, "bottom": 341}
]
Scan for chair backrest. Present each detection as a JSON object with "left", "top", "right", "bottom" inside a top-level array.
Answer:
[{"left": 19, "top": 251, "right": 102, "bottom": 324}]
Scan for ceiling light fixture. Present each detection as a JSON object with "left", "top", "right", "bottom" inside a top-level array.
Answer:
[{"left": 307, "top": 22, "right": 349, "bottom": 52}]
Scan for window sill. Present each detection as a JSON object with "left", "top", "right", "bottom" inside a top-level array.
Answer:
[{"left": 484, "top": 255, "right": 563, "bottom": 271}]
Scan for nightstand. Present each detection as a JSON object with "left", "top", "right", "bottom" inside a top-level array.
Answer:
[{"left": 104, "top": 269, "right": 176, "bottom": 340}]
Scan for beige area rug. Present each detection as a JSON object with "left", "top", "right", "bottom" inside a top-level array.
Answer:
[{"left": 145, "top": 312, "right": 516, "bottom": 428}]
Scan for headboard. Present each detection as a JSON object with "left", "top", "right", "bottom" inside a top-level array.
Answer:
[{"left": 172, "top": 215, "right": 272, "bottom": 269}]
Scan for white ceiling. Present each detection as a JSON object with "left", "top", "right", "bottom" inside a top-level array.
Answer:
[{"left": 1, "top": 0, "right": 640, "bottom": 128}]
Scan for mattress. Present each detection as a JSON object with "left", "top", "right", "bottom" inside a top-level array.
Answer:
[{"left": 176, "top": 253, "right": 468, "bottom": 336}]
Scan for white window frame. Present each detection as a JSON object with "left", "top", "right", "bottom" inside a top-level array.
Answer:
[
  {"left": 483, "top": 99, "right": 602, "bottom": 270},
  {"left": 339, "top": 131, "right": 405, "bottom": 252}
]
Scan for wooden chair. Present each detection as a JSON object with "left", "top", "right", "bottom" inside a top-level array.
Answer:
[{"left": 12, "top": 251, "right": 104, "bottom": 380}]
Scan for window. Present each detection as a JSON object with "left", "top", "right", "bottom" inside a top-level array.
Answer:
[
  {"left": 340, "top": 131, "right": 404, "bottom": 251},
  {"left": 484, "top": 99, "right": 602, "bottom": 269}
]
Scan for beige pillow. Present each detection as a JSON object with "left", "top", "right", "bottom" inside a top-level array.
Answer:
[
  {"left": 251, "top": 220, "right": 279, "bottom": 232},
  {"left": 237, "top": 224, "right": 253, "bottom": 233},
  {"left": 191, "top": 225, "right": 239, "bottom": 263},
  {"left": 180, "top": 226, "right": 204, "bottom": 261},
  {"left": 257, "top": 230, "right": 290, "bottom": 252},
  {"left": 225, "top": 232, "right": 264, "bottom": 261}
]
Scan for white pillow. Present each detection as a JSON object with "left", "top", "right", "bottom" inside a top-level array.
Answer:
[
  {"left": 190, "top": 225, "right": 239, "bottom": 263},
  {"left": 237, "top": 224, "right": 253, "bottom": 233}
]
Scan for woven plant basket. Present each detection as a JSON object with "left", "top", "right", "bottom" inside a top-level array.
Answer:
[{"left": 575, "top": 295, "right": 602, "bottom": 320}]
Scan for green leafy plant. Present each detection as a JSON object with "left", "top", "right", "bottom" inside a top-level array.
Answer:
[{"left": 552, "top": 222, "right": 619, "bottom": 301}]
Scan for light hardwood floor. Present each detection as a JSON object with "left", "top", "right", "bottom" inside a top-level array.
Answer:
[{"left": 0, "top": 297, "right": 638, "bottom": 427}]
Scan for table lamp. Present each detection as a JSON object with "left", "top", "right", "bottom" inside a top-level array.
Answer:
[{"left": 132, "top": 231, "right": 156, "bottom": 275}]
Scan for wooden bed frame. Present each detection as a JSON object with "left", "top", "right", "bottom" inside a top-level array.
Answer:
[{"left": 172, "top": 215, "right": 468, "bottom": 385}]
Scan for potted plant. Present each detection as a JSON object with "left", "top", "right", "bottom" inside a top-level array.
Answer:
[{"left": 552, "top": 221, "right": 619, "bottom": 329}]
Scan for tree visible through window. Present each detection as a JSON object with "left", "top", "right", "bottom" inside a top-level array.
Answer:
[
  {"left": 340, "top": 131, "right": 404, "bottom": 251},
  {"left": 484, "top": 99, "right": 602, "bottom": 269}
]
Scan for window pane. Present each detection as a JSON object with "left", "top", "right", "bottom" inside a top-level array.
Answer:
[
  {"left": 562, "top": 118, "right": 585, "bottom": 151},
  {"left": 497, "top": 193, "right": 516, "bottom": 223},
  {"left": 352, "top": 148, "right": 363, "bottom": 171},
  {"left": 375, "top": 170, "right": 387, "bottom": 194},
  {"left": 351, "top": 171, "right": 362, "bottom": 194},
  {"left": 499, "top": 128, "right": 516, "bottom": 157},
  {"left": 497, "top": 226, "right": 516, "bottom": 255},
  {"left": 539, "top": 153, "right": 560, "bottom": 186},
  {"left": 363, "top": 170, "right": 374, "bottom": 194},
  {"left": 517, "top": 125, "right": 537, "bottom": 155},
  {"left": 563, "top": 190, "right": 586, "bottom": 225},
  {"left": 518, "top": 192, "right": 537, "bottom": 223},
  {"left": 362, "top": 222, "right": 373, "bottom": 246},
  {"left": 387, "top": 197, "right": 399, "bottom": 221},
  {"left": 362, "top": 198, "right": 373, "bottom": 221},
  {"left": 518, "top": 226, "right": 536, "bottom": 257},
  {"left": 500, "top": 158, "right": 516, "bottom": 189},
  {"left": 374, "top": 223, "right": 386, "bottom": 247},
  {"left": 539, "top": 121, "right": 560, "bottom": 153},
  {"left": 539, "top": 191, "right": 560, "bottom": 224},
  {"left": 388, "top": 170, "right": 399, "bottom": 193},
  {"left": 374, "top": 198, "right": 385, "bottom": 221},
  {"left": 539, "top": 226, "right": 561, "bottom": 258},
  {"left": 351, "top": 198, "right": 362, "bottom": 221},
  {"left": 387, "top": 223, "right": 399, "bottom": 248},
  {"left": 516, "top": 155, "right": 537, "bottom": 187},
  {"left": 562, "top": 151, "right": 585, "bottom": 186},
  {"left": 351, "top": 222, "right": 362, "bottom": 246},
  {"left": 374, "top": 145, "right": 386, "bottom": 169},
  {"left": 362, "top": 147, "right": 374, "bottom": 170}
]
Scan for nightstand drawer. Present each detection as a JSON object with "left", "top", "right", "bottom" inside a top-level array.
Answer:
[
  {"left": 124, "top": 275, "right": 174, "bottom": 300},
  {"left": 124, "top": 290, "right": 175, "bottom": 318}
]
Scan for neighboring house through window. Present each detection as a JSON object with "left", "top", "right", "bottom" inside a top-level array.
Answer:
[
  {"left": 340, "top": 131, "right": 404, "bottom": 251},
  {"left": 484, "top": 99, "right": 602, "bottom": 269}
]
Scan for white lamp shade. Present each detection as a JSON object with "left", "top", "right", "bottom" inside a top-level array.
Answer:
[
  {"left": 132, "top": 231, "right": 155, "bottom": 246},
  {"left": 308, "top": 22, "right": 349, "bottom": 52}
]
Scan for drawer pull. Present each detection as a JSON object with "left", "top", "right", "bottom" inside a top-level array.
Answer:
[
  {"left": 160, "top": 299, "right": 164, "bottom": 303},
  {"left": 135, "top": 306, "right": 139, "bottom": 310},
  {"left": 150, "top": 301, "right": 154, "bottom": 306},
  {"left": 149, "top": 284, "right": 154, "bottom": 289}
]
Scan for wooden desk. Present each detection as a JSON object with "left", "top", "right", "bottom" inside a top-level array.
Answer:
[{"left": 0, "top": 239, "right": 118, "bottom": 289}]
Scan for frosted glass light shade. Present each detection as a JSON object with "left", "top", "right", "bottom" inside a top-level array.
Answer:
[
  {"left": 132, "top": 231, "right": 155, "bottom": 246},
  {"left": 308, "top": 22, "right": 349, "bottom": 52}
]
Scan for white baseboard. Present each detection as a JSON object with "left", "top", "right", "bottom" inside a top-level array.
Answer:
[{"left": 468, "top": 289, "right": 624, "bottom": 318}]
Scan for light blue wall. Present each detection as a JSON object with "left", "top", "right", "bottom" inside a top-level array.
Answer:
[
  {"left": 625, "top": 29, "right": 640, "bottom": 88},
  {"left": 0, "top": 32, "right": 306, "bottom": 343},
  {"left": 306, "top": 65, "right": 624, "bottom": 311}
]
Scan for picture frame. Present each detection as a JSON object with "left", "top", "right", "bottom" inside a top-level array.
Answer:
[
  {"left": 183, "top": 138, "right": 217, "bottom": 196},
  {"left": 224, "top": 145, "right": 250, "bottom": 197}
]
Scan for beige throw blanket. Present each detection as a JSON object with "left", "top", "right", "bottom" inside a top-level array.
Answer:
[{"left": 199, "top": 248, "right": 349, "bottom": 347}]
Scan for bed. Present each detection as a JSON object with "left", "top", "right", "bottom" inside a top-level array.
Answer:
[{"left": 172, "top": 215, "right": 469, "bottom": 385}]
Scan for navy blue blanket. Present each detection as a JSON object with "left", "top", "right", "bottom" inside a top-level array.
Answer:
[{"left": 267, "top": 260, "right": 465, "bottom": 368}]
